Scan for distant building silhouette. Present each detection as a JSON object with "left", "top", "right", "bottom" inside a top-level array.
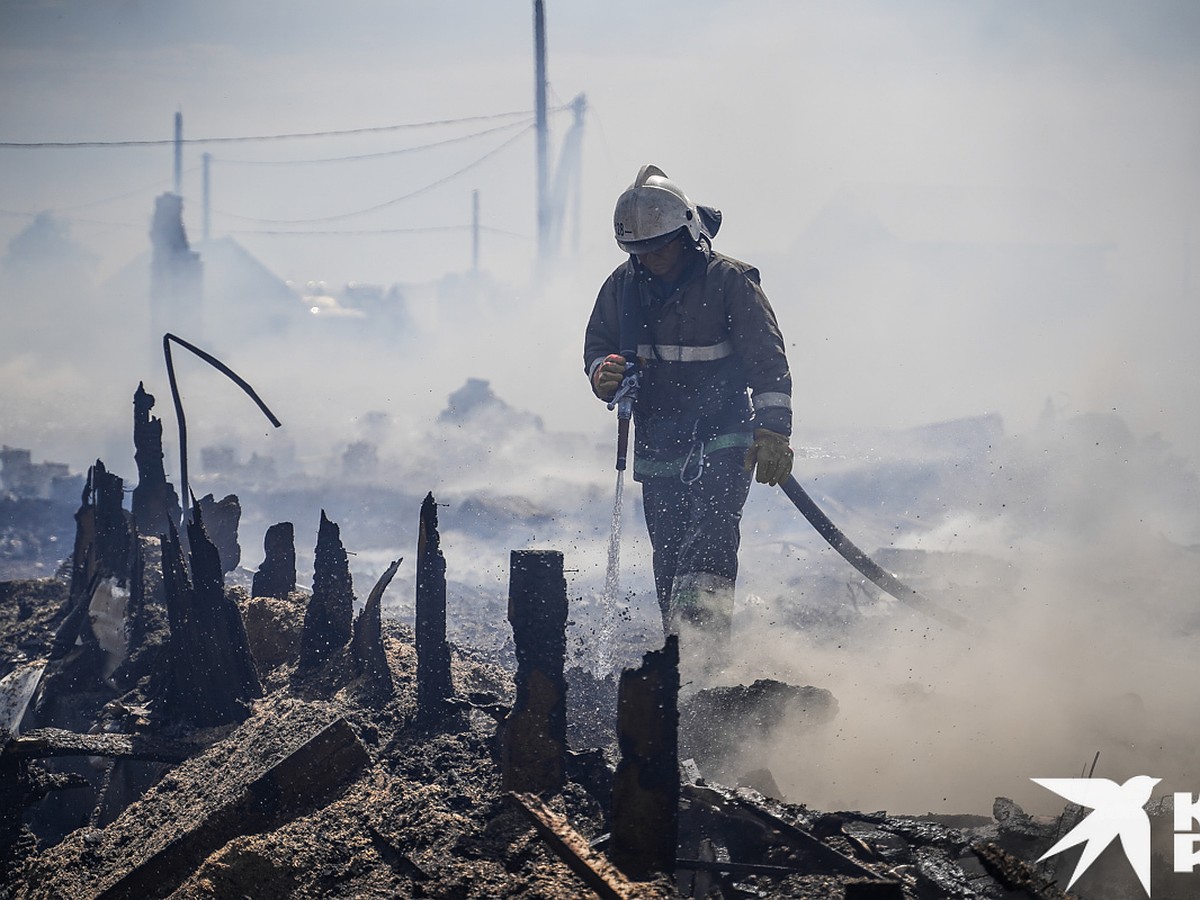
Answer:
[{"left": 150, "top": 192, "right": 203, "bottom": 342}]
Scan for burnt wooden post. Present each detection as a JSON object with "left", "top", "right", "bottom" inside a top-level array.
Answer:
[
  {"left": 415, "top": 493, "right": 452, "bottom": 718},
  {"left": 68, "top": 461, "right": 133, "bottom": 597},
  {"left": 298, "top": 511, "right": 354, "bottom": 669},
  {"left": 157, "top": 508, "right": 262, "bottom": 727},
  {"left": 350, "top": 558, "right": 401, "bottom": 696},
  {"left": 53, "top": 460, "right": 137, "bottom": 667},
  {"left": 194, "top": 493, "right": 240, "bottom": 574},
  {"left": 131, "top": 382, "right": 181, "bottom": 537},
  {"left": 609, "top": 634, "right": 679, "bottom": 881},
  {"left": 93, "top": 461, "right": 131, "bottom": 581},
  {"left": 500, "top": 549, "right": 567, "bottom": 794},
  {"left": 252, "top": 522, "right": 296, "bottom": 599}
]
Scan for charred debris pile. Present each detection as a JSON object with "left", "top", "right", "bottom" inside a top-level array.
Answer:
[{"left": 0, "top": 385, "right": 1145, "bottom": 900}]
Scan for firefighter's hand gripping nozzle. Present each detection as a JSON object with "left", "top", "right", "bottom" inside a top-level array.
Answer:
[{"left": 606, "top": 358, "right": 640, "bottom": 471}]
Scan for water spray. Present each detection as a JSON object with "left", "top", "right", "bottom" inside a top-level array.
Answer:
[{"left": 596, "top": 353, "right": 641, "bottom": 672}]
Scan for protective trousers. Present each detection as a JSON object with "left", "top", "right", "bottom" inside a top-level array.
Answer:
[{"left": 640, "top": 446, "right": 753, "bottom": 645}]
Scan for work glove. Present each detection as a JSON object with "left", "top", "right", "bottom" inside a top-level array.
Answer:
[
  {"left": 744, "top": 427, "right": 794, "bottom": 486},
  {"left": 591, "top": 353, "right": 627, "bottom": 401}
]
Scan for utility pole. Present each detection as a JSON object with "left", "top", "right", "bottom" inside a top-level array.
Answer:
[
  {"left": 533, "top": 0, "right": 549, "bottom": 262},
  {"left": 202, "top": 152, "right": 211, "bottom": 242},
  {"left": 569, "top": 93, "right": 586, "bottom": 254},
  {"left": 173, "top": 111, "right": 183, "bottom": 196}
]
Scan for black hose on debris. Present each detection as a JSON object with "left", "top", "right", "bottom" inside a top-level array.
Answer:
[{"left": 779, "top": 475, "right": 969, "bottom": 631}]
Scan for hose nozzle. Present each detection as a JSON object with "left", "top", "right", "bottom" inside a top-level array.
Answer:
[{"left": 609, "top": 361, "right": 640, "bottom": 471}]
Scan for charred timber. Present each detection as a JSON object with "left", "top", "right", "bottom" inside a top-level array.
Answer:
[
  {"left": 194, "top": 493, "right": 240, "bottom": 574},
  {"left": 93, "top": 461, "right": 132, "bottom": 583},
  {"left": 1, "top": 747, "right": 88, "bottom": 884},
  {"left": 67, "top": 461, "right": 134, "bottom": 603},
  {"left": 508, "top": 791, "right": 658, "bottom": 900},
  {"left": 131, "top": 383, "right": 181, "bottom": 537},
  {"left": 252, "top": 521, "right": 296, "bottom": 600},
  {"left": 350, "top": 558, "right": 401, "bottom": 696},
  {"left": 49, "top": 461, "right": 138, "bottom": 683},
  {"left": 610, "top": 635, "right": 679, "bottom": 881},
  {"left": 156, "top": 509, "right": 261, "bottom": 727},
  {"left": 3, "top": 728, "right": 201, "bottom": 763},
  {"left": 500, "top": 549, "right": 568, "bottom": 794},
  {"left": 415, "top": 493, "right": 452, "bottom": 717},
  {"left": 681, "top": 781, "right": 883, "bottom": 881},
  {"left": 94, "top": 717, "right": 368, "bottom": 900},
  {"left": 298, "top": 511, "right": 355, "bottom": 669}
]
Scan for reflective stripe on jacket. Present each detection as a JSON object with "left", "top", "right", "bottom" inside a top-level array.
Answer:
[{"left": 583, "top": 247, "right": 792, "bottom": 478}]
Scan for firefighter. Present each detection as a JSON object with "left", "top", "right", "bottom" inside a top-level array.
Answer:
[{"left": 584, "top": 164, "right": 794, "bottom": 677}]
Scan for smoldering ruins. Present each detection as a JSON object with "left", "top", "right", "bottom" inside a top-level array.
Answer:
[
  {"left": 3, "top": 370, "right": 1200, "bottom": 900},
  {"left": 3, "top": 170, "right": 1200, "bottom": 900}
]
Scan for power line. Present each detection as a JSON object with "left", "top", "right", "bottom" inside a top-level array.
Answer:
[
  {"left": 227, "top": 224, "right": 533, "bottom": 239},
  {"left": 214, "top": 125, "right": 534, "bottom": 226},
  {"left": 229, "top": 224, "right": 471, "bottom": 236},
  {"left": 52, "top": 167, "right": 199, "bottom": 213},
  {"left": 0, "top": 106, "right": 571, "bottom": 149},
  {"left": 216, "top": 117, "right": 534, "bottom": 166}
]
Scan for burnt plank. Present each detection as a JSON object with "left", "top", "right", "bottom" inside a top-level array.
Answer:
[
  {"left": 509, "top": 791, "right": 647, "bottom": 900},
  {"left": 682, "top": 782, "right": 883, "bottom": 880},
  {"left": 2, "top": 728, "right": 201, "bottom": 763},
  {"left": 95, "top": 717, "right": 368, "bottom": 900}
]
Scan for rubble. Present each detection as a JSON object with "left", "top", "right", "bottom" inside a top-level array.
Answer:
[
  {"left": 93, "top": 717, "right": 367, "bottom": 900},
  {"left": 4, "top": 386, "right": 1195, "bottom": 899},
  {"left": 1, "top": 486, "right": 1169, "bottom": 899},
  {"left": 678, "top": 679, "right": 837, "bottom": 787}
]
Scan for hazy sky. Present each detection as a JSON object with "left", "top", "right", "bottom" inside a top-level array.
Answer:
[
  {"left": 3, "top": 1, "right": 1200, "bottom": 821},
  {"left": 2, "top": 0, "right": 1198, "bottom": 448}
]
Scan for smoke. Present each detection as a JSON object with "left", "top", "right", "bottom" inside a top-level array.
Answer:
[
  {"left": 715, "top": 412, "right": 1200, "bottom": 816},
  {"left": 1, "top": 0, "right": 1198, "bottom": 821}
]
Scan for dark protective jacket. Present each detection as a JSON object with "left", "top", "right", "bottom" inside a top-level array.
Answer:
[{"left": 583, "top": 246, "right": 792, "bottom": 480}]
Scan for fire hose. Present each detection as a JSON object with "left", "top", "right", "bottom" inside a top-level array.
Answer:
[
  {"left": 609, "top": 390, "right": 966, "bottom": 629},
  {"left": 607, "top": 270, "right": 965, "bottom": 630},
  {"left": 778, "top": 474, "right": 969, "bottom": 631}
]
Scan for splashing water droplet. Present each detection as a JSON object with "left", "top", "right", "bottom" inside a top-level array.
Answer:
[{"left": 596, "top": 470, "right": 624, "bottom": 673}]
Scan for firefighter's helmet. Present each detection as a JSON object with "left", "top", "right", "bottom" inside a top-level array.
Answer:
[{"left": 612, "top": 164, "right": 702, "bottom": 255}]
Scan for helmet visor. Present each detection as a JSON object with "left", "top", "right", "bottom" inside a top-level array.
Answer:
[{"left": 617, "top": 227, "right": 684, "bottom": 256}]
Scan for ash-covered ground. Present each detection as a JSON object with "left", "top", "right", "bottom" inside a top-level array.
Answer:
[{"left": 3, "top": 378, "right": 1200, "bottom": 898}]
